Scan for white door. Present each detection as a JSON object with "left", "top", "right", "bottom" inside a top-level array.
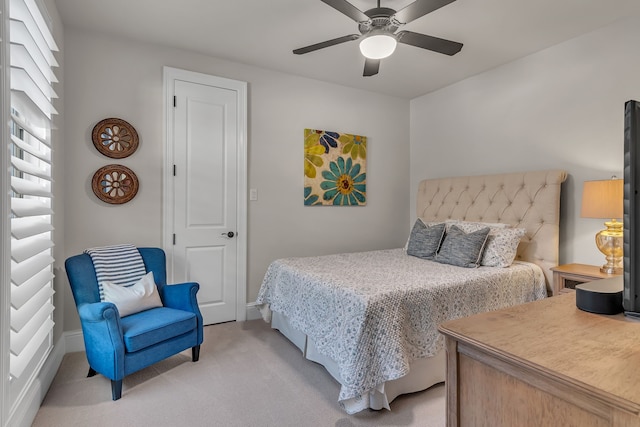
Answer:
[{"left": 164, "top": 68, "right": 247, "bottom": 325}]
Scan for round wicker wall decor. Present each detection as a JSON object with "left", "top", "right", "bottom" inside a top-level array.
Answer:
[
  {"left": 92, "top": 118, "right": 139, "bottom": 158},
  {"left": 91, "top": 164, "right": 139, "bottom": 204}
]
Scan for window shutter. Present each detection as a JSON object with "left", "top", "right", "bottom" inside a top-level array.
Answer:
[{"left": 8, "top": 0, "right": 58, "bottom": 392}]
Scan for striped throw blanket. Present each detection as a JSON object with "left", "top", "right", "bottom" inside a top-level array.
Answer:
[{"left": 84, "top": 244, "right": 147, "bottom": 300}]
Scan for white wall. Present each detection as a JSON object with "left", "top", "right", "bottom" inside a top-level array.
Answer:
[
  {"left": 62, "top": 27, "right": 410, "bottom": 330},
  {"left": 409, "top": 17, "right": 640, "bottom": 266}
]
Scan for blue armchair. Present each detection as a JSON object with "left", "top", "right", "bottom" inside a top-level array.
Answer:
[{"left": 65, "top": 247, "right": 203, "bottom": 400}]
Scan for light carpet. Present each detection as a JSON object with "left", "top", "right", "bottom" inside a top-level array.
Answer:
[{"left": 33, "top": 319, "right": 445, "bottom": 427}]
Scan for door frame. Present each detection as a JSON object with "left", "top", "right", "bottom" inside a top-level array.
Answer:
[{"left": 162, "top": 66, "right": 247, "bottom": 321}]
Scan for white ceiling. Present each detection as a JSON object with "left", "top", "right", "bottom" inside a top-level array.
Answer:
[{"left": 54, "top": 0, "right": 640, "bottom": 99}]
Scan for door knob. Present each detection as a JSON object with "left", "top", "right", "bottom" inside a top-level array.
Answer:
[{"left": 222, "top": 231, "right": 235, "bottom": 238}]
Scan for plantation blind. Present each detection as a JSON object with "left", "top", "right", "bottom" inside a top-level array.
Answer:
[{"left": 8, "top": 0, "right": 58, "bottom": 387}]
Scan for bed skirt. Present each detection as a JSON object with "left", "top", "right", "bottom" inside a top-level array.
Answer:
[{"left": 271, "top": 310, "right": 446, "bottom": 413}]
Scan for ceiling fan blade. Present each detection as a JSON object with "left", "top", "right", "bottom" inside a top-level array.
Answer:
[
  {"left": 293, "top": 34, "right": 360, "bottom": 55},
  {"left": 363, "top": 58, "right": 380, "bottom": 77},
  {"left": 321, "top": 0, "right": 370, "bottom": 23},
  {"left": 393, "top": 0, "right": 456, "bottom": 24},
  {"left": 396, "top": 30, "right": 463, "bottom": 56}
]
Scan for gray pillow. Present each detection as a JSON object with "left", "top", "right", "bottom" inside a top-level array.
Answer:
[
  {"left": 435, "top": 225, "right": 490, "bottom": 268},
  {"left": 406, "top": 220, "right": 446, "bottom": 260}
]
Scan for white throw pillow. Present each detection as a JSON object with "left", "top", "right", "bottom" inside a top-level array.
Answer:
[
  {"left": 445, "top": 219, "right": 510, "bottom": 232},
  {"left": 101, "top": 271, "right": 163, "bottom": 317},
  {"left": 481, "top": 227, "right": 526, "bottom": 267}
]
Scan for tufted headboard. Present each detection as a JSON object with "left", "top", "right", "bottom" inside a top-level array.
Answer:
[{"left": 416, "top": 170, "right": 567, "bottom": 295}]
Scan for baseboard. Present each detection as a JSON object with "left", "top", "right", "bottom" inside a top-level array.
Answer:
[
  {"left": 6, "top": 335, "right": 65, "bottom": 427},
  {"left": 63, "top": 329, "right": 85, "bottom": 353},
  {"left": 245, "top": 302, "right": 262, "bottom": 321}
]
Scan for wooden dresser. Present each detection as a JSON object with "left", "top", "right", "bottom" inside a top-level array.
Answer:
[{"left": 438, "top": 292, "right": 640, "bottom": 427}]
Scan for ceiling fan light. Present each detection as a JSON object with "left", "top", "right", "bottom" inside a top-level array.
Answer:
[{"left": 359, "top": 34, "right": 397, "bottom": 59}]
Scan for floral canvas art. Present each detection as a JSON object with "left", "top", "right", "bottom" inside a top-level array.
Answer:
[{"left": 304, "top": 128, "right": 367, "bottom": 206}]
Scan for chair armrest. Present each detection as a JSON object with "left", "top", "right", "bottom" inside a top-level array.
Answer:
[
  {"left": 160, "top": 282, "right": 203, "bottom": 345},
  {"left": 78, "top": 301, "right": 121, "bottom": 323},
  {"left": 77, "top": 302, "right": 125, "bottom": 381},
  {"left": 160, "top": 282, "right": 200, "bottom": 313}
]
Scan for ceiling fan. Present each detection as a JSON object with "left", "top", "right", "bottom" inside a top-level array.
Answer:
[{"left": 293, "top": 0, "right": 463, "bottom": 77}]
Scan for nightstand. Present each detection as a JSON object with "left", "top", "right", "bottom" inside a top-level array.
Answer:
[{"left": 550, "top": 263, "right": 621, "bottom": 296}]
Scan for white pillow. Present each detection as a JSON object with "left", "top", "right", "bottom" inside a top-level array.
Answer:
[
  {"left": 445, "top": 219, "right": 510, "bottom": 231},
  {"left": 481, "top": 227, "right": 526, "bottom": 267},
  {"left": 101, "top": 271, "right": 163, "bottom": 317}
]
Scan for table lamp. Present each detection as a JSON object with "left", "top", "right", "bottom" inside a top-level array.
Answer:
[{"left": 580, "top": 178, "right": 624, "bottom": 274}]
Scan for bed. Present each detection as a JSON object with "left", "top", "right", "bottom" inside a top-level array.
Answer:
[{"left": 255, "top": 170, "right": 567, "bottom": 414}]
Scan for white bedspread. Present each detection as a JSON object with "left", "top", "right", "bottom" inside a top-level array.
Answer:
[{"left": 255, "top": 248, "right": 546, "bottom": 412}]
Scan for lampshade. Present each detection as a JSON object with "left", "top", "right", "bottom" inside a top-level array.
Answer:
[
  {"left": 580, "top": 179, "right": 623, "bottom": 219},
  {"left": 581, "top": 178, "right": 624, "bottom": 275},
  {"left": 359, "top": 33, "right": 397, "bottom": 59}
]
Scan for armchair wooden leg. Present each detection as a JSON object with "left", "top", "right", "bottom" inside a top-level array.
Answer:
[
  {"left": 192, "top": 345, "right": 200, "bottom": 362},
  {"left": 111, "top": 379, "right": 122, "bottom": 400},
  {"left": 87, "top": 367, "right": 97, "bottom": 377}
]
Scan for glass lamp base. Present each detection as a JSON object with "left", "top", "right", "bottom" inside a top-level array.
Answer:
[
  {"left": 600, "top": 265, "right": 623, "bottom": 275},
  {"left": 596, "top": 220, "right": 623, "bottom": 276}
]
